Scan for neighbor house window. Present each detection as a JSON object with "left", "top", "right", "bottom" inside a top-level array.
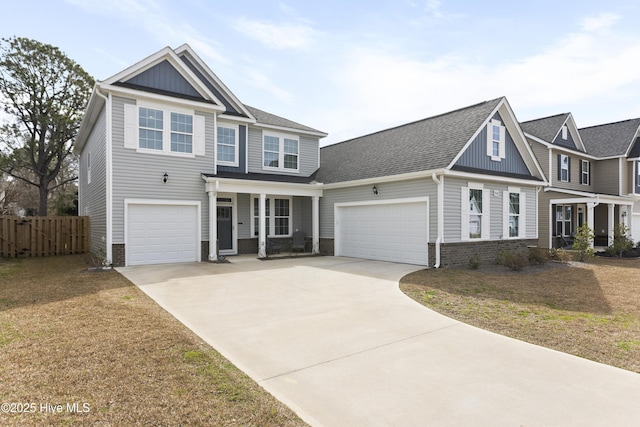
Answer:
[
  {"left": 124, "top": 103, "right": 204, "bottom": 156},
  {"left": 486, "top": 119, "right": 505, "bottom": 161},
  {"left": 555, "top": 205, "right": 572, "bottom": 236},
  {"left": 263, "top": 132, "right": 300, "bottom": 171},
  {"left": 170, "top": 112, "right": 193, "bottom": 153},
  {"left": 252, "top": 197, "right": 292, "bottom": 236},
  {"left": 559, "top": 154, "right": 570, "bottom": 182},
  {"left": 581, "top": 160, "right": 590, "bottom": 185},
  {"left": 217, "top": 125, "right": 238, "bottom": 165}
]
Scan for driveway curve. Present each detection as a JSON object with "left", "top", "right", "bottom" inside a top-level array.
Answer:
[{"left": 119, "top": 256, "right": 640, "bottom": 427}]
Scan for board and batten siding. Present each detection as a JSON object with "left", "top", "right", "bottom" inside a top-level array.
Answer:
[
  {"left": 320, "top": 178, "right": 436, "bottom": 239},
  {"left": 79, "top": 105, "right": 107, "bottom": 254},
  {"left": 593, "top": 158, "right": 621, "bottom": 195},
  {"left": 110, "top": 96, "right": 214, "bottom": 243},
  {"left": 443, "top": 177, "right": 537, "bottom": 243},
  {"left": 247, "top": 126, "right": 319, "bottom": 177}
]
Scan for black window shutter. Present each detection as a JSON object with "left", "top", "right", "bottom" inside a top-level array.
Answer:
[
  {"left": 579, "top": 160, "right": 583, "bottom": 182},
  {"left": 567, "top": 157, "right": 571, "bottom": 182},
  {"left": 588, "top": 161, "right": 591, "bottom": 185},
  {"left": 557, "top": 154, "right": 561, "bottom": 180}
]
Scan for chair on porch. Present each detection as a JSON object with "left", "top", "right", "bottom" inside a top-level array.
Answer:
[
  {"left": 560, "top": 234, "right": 575, "bottom": 249},
  {"left": 267, "top": 238, "right": 281, "bottom": 255},
  {"left": 291, "top": 230, "right": 306, "bottom": 253}
]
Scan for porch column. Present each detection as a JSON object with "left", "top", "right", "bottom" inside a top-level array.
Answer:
[
  {"left": 587, "top": 202, "right": 595, "bottom": 248},
  {"left": 258, "top": 193, "right": 267, "bottom": 258},
  {"left": 607, "top": 203, "right": 615, "bottom": 246},
  {"left": 208, "top": 190, "right": 217, "bottom": 261},
  {"left": 312, "top": 196, "right": 320, "bottom": 254}
]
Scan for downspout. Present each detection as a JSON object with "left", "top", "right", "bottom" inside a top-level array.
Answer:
[
  {"left": 431, "top": 172, "right": 443, "bottom": 268},
  {"left": 95, "top": 88, "right": 112, "bottom": 265}
]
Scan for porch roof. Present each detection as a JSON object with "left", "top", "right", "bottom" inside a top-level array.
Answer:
[{"left": 202, "top": 172, "right": 323, "bottom": 197}]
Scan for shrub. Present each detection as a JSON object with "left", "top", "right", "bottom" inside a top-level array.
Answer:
[
  {"left": 573, "top": 224, "right": 595, "bottom": 262},
  {"left": 527, "top": 247, "right": 549, "bottom": 265},
  {"left": 606, "top": 224, "right": 634, "bottom": 257},
  {"left": 468, "top": 254, "right": 480, "bottom": 269},
  {"left": 497, "top": 250, "right": 529, "bottom": 271}
]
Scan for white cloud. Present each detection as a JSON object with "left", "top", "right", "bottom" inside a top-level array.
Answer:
[
  {"left": 233, "top": 17, "right": 318, "bottom": 50},
  {"left": 241, "top": 68, "right": 293, "bottom": 104},
  {"left": 581, "top": 12, "right": 620, "bottom": 32},
  {"left": 424, "top": 0, "right": 443, "bottom": 18}
]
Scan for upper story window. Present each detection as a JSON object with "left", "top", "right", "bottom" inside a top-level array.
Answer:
[
  {"left": 561, "top": 125, "right": 568, "bottom": 140},
  {"left": 637, "top": 161, "right": 640, "bottom": 190},
  {"left": 486, "top": 119, "right": 506, "bottom": 162},
  {"left": 559, "top": 154, "right": 570, "bottom": 182},
  {"left": 263, "top": 132, "right": 299, "bottom": 172},
  {"left": 217, "top": 125, "right": 238, "bottom": 166},
  {"left": 580, "top": 160, "right": 590, "bottom": 185},
  {"left": 124, "top": 103, "right": 205, "bottom": 157}
]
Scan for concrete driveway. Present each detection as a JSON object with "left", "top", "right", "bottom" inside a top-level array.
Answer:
[{"left": 118, "top": 256, "right": 640, "bottom": 426}]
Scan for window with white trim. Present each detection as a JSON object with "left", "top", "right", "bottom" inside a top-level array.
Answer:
[
  {"left": 486, "top": 119, "right": 505, "bottom": 161},
  {"left": 560, "top": 154, "right": 570, "bottom": 182},
  {"left": 637, "top": 161, "right": 640, "bottom": 191},
  {"left": 581, "top": 160, "right": 590, "bottom": 185},
  {"left": 555, "top": 205, "right": 572, "bottom": 236},
  {"left": 561, "top": 125, "right": 568, "bottom": 140},
  {"left": 263, "top": 132, "right": 300, "bottom": 171},
  {"left": 461, "top": 184, "right": 489, "bottom": 241},
  {"left": 124, "top": 103, "right": 205, "bottom": 156},
  {"left": 508, "top": 193, "right": 520, "bottom": 237},
  {"left": 252, "top": 197, "right": 292, "bottom": 236},
  {"left": 87, "top": 152, "right": 91, "bottom": 185},
  {"left": 503, "top": 188, "right": 526, "bottom": 239},
  {"left": 217, "top": 125, "right": 238, "bottom": 165}
]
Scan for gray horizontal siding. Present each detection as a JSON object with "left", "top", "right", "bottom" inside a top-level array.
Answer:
[
  {"left": 237, "top": 193, "right": 251, "bottom": 239},
  {"left": 593, "top": 158, "right": 620, "bottom": 195},
  {"left": 79, "top": 106, "right": 107, "bottom": 254},
  {"left": 444, "top": 177, "right": 538, "bottom": 243},
  {"left": 528, "top": 139, "right": 549, "bottom": 179},
  {"left": 551, "top": 150, "right": 595, "bottom": 192},
  {"left": 111, "top": 96, "right": 215, "bottom": 243},
  {"left": 247, "top": 126, "right": 319, "bottom": 176},
  {"left": 320, "top": 178, "right": 436, "bottom": 240}
]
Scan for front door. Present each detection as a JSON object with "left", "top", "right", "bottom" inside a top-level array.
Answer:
[{"left": 217, "top": 206, "right": 233, "bottom": 251}]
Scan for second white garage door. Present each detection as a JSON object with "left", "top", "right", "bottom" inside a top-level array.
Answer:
[
  {"left": 336, "top": 198, "right": 429, "bottom": 266},
  {"left": 127, "top": 202, "right": 200, "bottom": 266}
]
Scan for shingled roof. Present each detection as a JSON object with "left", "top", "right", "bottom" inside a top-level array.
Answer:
[
  {"left": 521, "top": 113, "right": 569, "bottom": 142},
  {"left": 316, "top": 97, "right": 503, "bottom": 184},
  {"left": 580, "top": 118, "right": 640, "bottom": 158},
  {"left": 245, "top": 105, "right": 326, "bottom": 135}
]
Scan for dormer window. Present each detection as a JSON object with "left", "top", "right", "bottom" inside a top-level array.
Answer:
[{"left": 486, "top": 119, "right": 505, "bottom": 161}]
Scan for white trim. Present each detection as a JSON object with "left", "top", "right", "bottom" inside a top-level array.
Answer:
[
  {"left": 216, "top": 193, "right": 237, "bottom": 255},
  {"left": 334, "top": 196, "right": 429, "bottom": 208},
  {"left": 619, "top": 157, "right": 623, "bottom": 196},
  {"left": 203, "top": 176, "right": 323, "bottom": 198},
  {"left": 581, "top": 159, "right": 590, "bottom": 185},
  {"left": 216, "top": 122, "right": 240, "bottom": 167},
  {"left": 322, "top": 169, "right": 446, "bottom": 189},
  {"left": 444, "top": 169, "right": 547, "bottom": 186},
  {"left": 252, "top": 122, "right": 328, "bottom": 138},
  {"left": 105, "top": 92, "right": 113, "bottom": 264},
  {"left": 262, "top": 130, "right": 300, "bottom": 173},
  {"left": 124, "top": 199, "right": 202, "bottom": 266}
]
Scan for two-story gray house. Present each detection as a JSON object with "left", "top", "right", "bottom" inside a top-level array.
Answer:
[
  {"left": 76, "top": 45, "right": 548, "bottom": 267},
  {"left": 522, "top": 115, "right": 640, "bottom": 248}
]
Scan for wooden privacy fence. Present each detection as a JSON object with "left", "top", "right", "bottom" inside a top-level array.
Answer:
[{"left": 0, "top": 216, "right": 89, "bottom": 257}]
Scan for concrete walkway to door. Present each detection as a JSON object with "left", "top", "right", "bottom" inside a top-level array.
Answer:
[{"left": 118, "top": 256, "right": 640, "bottom": 427}]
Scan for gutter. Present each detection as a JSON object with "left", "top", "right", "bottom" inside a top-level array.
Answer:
[
  {"left": 94, "top": 88, "right": 113, "bottom": 266},
  {"left": 431, "top": 172, "right": 443, "bottom": 268}
]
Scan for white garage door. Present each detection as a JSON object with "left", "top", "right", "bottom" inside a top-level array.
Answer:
[
  {"left": 127, "top": 203, "right": 199, "bottom": 266},
  {"left": 336, "top": 199, "right": 429, "bottom": 266}
]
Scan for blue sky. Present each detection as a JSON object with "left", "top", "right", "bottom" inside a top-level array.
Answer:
[{"left": 4, "top": 0, "right": 640, "bottom": 145}]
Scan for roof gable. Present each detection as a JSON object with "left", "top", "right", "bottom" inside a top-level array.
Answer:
[
  {"left": 521, "top": 113, "right": 586, "bottom": 153},
  {"left": 122, "top": 59, "right": 204, "bottom": 100},
  {"left": 580, "top": 118, "right": 640, "bottom": 158}
]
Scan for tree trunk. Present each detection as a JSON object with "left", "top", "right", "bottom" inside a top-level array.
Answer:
[{"left": 38, "top": 180, "right": 48, "bottom": 216}]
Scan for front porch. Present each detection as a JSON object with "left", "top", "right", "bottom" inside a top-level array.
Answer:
[{"left": 550, "top": 194, "right": 634, "bottom": 249}]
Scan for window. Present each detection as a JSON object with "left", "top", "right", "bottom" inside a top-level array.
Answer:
[
  {"left": 87, "top": 152, "right": 91, "bottom": 185},
  {"left": 170, "top": 112, "right": 193, "bottom": 153},
  {"left": 469, "top": 188, "right": 483, "bottom": 239},
  {"left": 555, "top": 205, "right": 572, "bottom": 236},
  {"left": 124, "top": 103, "right": 204, "bottom": 156},
  {"left": 508, "top": 193, "right": 520, "bottom": 237},
  {"left": 637, "top": 161, "right": 640, "bottom": 191},
  {"left": 263, "top": 133, "right": 300, "bottom": 171},
  {"left": 581, "top": 160, "right": 590, "bottom": 185},
  {"left": 559, "top": 154, "right": 570, "bottom": 182},
  {"left": 486, "top": 119, "right": 505, "bottom": 161},
  {"left": 561, "top": 125, "right": 568, "bottom": 140},
  {"left": 252, "top": 197, "right": 292, "bottom": 236},
  {"left": 217, "top": 125, "right": 238, "bottom": 165}
]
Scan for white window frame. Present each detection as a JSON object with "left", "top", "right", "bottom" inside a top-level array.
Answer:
[
  {"left": 637, "top": 161, "right": 640, "bottom": 192},
  {"left": 461, "top": 183, "right": 490, "bottom": 241},
  {"left": 561, "top": 125, "right": 568, "bottom": 140},
  {"left": 123, "top": 102, "right": 205, "bottom": 158},
  {"left": 486, "top": 119, "right": 506, "bottom": 162},
  {"left": 251, "top": 196, "right": 293, "bottom": 237},
  {"left": 555, "top": 204, "right": 572, "bottom": 237},
  {"left": 216, "top": 123, "right": 239, "bottom": 167},
  {"left": 87, "top": 152, "right": 91, "bottom": 185},
  {"left": 503, "top": 187, "right": 526, "bottom": 239},
  {"left": 560, "top": 154, "right": 570, "bottom": 182},
  {"left": 262, "top": 131, "right": 300, "bottom": 172},
  {"left": 581, "top": 160, "right": 590, "bottom": 185}
]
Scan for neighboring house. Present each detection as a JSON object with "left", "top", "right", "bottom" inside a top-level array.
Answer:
[
  {"left": 315, "top": 97, "right": 547, "bottom": 267},
  {"left": 522, "top": 115, "right": 640, "bottom": 248},
  {"left": 74, "top": 44, "right": 326, "bottom": 266}
]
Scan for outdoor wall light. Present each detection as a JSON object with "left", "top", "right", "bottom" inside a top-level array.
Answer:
[
  {"left": 372, "top": 186, "right": 379, "bottom": 195},
  {"left": 163, "top": 173, "right": 169, "bottom": 183}
]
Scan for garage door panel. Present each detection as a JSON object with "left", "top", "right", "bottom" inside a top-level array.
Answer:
[
  {"left": 337, "top": 201, "right": 428, "bottom": 266},
  {"left": 127, "top": 204, "right": 198, "bottom": 266}
]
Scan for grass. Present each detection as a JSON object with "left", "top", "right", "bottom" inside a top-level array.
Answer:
[
  {"left": 0, "top": 255, "right": 307, "bottom": 426},
  {"left": 400, "top": 257, "right": 640, "bottom": 374}
]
